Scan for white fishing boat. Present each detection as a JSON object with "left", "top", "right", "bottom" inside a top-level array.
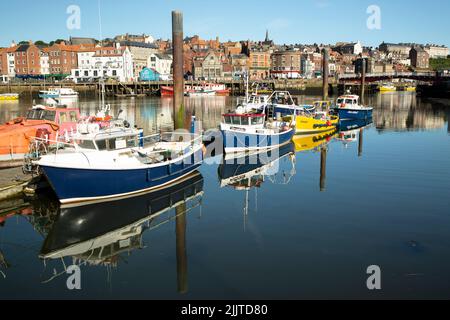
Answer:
[
  {"left": 33, "top": 124, "right": 204, "bottom": 205},
  {"left": 39, "top": 88, "right": 79, "bottom": 99},
  {"left": 185, "top": 89, "right": 216, "bottom": 97}
]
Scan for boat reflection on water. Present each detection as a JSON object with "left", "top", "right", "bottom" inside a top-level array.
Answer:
[
  {"left": 337, "top": 118, "right": 373, "bottom": 157},
  {"left": 28, "top": 172, "right": 204, "bottom": 290},
  {"left": 293, "top": 131, "right": 337, "bottom": 192},
  {"left": 218, "top": 143, "right": 296, "bottom": 229}
]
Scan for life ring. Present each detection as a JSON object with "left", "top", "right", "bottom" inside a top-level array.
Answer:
[{"left": 340, "top": 103, "right": 346, "bottom": 109}]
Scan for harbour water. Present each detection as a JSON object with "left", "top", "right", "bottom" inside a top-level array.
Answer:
[{"left": 0, "top": 92, "right": 449, "bottom": 299}]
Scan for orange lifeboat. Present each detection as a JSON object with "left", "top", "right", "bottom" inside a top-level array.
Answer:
[{"left": 0, "top": 105, "right": 80, "bottom": 168}]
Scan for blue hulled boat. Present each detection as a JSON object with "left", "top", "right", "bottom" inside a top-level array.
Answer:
[
  {"left": 333, "top": 94, "right": 373, "bottom": 120},
  {"left": 34, "top": 126, "right": 204, "bottom": 205}
]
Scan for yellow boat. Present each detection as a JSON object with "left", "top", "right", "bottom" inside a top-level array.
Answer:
[
  {"left": 405, "top": 86, "right": 416, "bottom": 92},
  {"left": 293, "top": 130, "right": 337, "bottom": 152},
  {"left": 292, "top": 112, "right": 339, "bottom": 135},
  {"left": 0, "top": 93, "right": 19, "bottom": 101},
  {"left": 379, "top": 84, "right": 396, "bottom": 92}
]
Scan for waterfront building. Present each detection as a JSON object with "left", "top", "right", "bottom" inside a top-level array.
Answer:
[
  {"left": 230, "top": 54, "right": 249, "bottom": 77},
  {"left": 270, "top": 50, "right": 301, "bottom": 79},
  {"left": 147, "top": 53, "right": 173, "bottom": 80},
  {"left": 46, "top": 42, "right": 96, "bottom": 77},
  {"left": 13, "top": 42, "right": 46, "bottom": 76},
  {"left": 40, "top": 52, "right": 50, "bottom": 75},
  {"left": 410, "top": 46, "right": 430, "bottom": 69},
  {"left": 193, "top": 50, "right": 224, "bottom": 80},
  {"left": 301, "top": 55, "right": 315, "bottom": 79},
  {"left": 119, "top": 41, "right": 159, "bottom": 80},
  {"left": 139, "top": 67, "right": 160, "bottom": 81},
  {"left": 248, "top": 50, "right": 271, "bottom": 80},
  {"left": 71, "top": 44, "right": 133, "bottom": 82}
]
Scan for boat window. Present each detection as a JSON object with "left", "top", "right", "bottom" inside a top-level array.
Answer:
[
  {"left": 353, "top": 100, "right": 357, "bottom": 105},
  {"left": 76, "top": 139, "right": 97, "bottom": 150},
  {"left": 251, "top": 116, "right": 264, "bottom": 125},
  {"left": 345, "top": 99, "right": 353, "bottom": 104},
  {"left": 96, "top": 139, "right": 107, "bottom": 151},
  {"left": 337, "top": 99, "right": 344, "bottom": 104},
  {"left": 59, "top": 112, "right": 67, "bottom": 124},
  {"left": 26, "top": 109, "right": 56, "bottom": 121},
  {"left": 69, "top": 111, "right": 78, "bottom": 122},
  {"left": 232, "top": 116, "right": 242, "bottom": 125},
  {"left": 223, "top": 116, "right": 232, "bottom": 124}
]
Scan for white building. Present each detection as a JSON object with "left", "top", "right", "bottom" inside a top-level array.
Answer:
[
  {"left": 147, "top": 53, "right": 172, "bottom": 80},
  {"left": 40, "top": 53, "right": 50, "bottom": 75},
  {"left": 71, "top": 44, "right": 133, "bottom": 82},
  {"left": 301, "top": 57, "right": 315, "bottom": 79},
  {"left": 425, "top": 45, "right": 449, "bottom": 59}
]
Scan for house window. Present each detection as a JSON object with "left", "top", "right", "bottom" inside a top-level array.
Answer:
[
  {"left": 112, "top": 70, "right": 117, "bottom": 76},
  {"left": 84, "top": 71, "right": 88, "bottom": 76}
]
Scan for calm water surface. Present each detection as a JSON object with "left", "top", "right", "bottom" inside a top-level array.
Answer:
[{"left": 0, "top": 92, "right": 449, "bottom": 299}]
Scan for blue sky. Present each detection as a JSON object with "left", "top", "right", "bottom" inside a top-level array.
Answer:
[{"left": 1, "top": 0, "right": 449, "bottom": 48}]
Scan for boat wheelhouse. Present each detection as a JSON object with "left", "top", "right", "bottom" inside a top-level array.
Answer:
[
  {"left": 33, "top": 126, "right": 204, "bottom": 204},
  {"left": 220, "top": 112, "right": 294, "bottom": 154},
  {"left": 0, "top": 105, "right": 80, "bottom": 168}
]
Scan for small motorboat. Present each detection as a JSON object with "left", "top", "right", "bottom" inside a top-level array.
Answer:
[
  {"left": 0, "top": 105, "right": 80, "bottom": 168},
  {"left": 378, "top": 83, "right": 396, "bottom": 92},
  {"left": 333, "top": 94, "right": 373, "bottom": 120},
  {"left": 39, "top": 88, "right": 79, "bottom": 99},
  {"left": 0, "top": 93, "right": 19, "bottom": 101},
  {"left": 185, "top": 89, "right": 216, "bottom": 97},
  {"left": 33, "top": 125, "right": 204, "bottom": 205},
  {"left": 220, "top": 112, "right": 295, "bottom": 154}
]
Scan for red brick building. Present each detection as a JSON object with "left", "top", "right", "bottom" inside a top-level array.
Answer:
[
  {"left": 46, "top": 42, "right": 96, "bottom": 75},
  {"left": 13, "top": 42, "right": 43, "bottom": 76}
]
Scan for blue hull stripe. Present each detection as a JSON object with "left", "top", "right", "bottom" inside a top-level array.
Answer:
[
  {"left": 222, "top": 129, "right": 294, "bottom": 151},
  {"left": 41, "top": 150, "right": 203, "bottom": 203},
  {"left": 337, "top": 109, "right": 373, "bottom": 120}
]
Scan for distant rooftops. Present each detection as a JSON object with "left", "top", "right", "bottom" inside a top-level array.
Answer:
[{"left": 119, "top": 40, "right": 158, "bottom": 49}]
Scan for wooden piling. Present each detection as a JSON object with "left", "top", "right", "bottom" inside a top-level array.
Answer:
[
  {"left": 360, "top": 58, "right": 366, "bottom": 104},
  {"left": 172, "top": 11, "right": 185, "bottom": 130}
]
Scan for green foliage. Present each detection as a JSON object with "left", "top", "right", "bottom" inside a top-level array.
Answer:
[
  {"left": 429, "top": 58, "right": 450, "bottom": 71},
  {"left": 34, "top": 40, "right": 48, "bottom": 46}
]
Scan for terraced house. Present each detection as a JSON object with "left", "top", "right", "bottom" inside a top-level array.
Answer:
[{"left": 46, "top": 42, "right": 96, "bottom": 77}]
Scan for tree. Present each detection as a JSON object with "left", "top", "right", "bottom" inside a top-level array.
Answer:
[{"left": 35, "top": 40, "right": 49, "bottom": 47}]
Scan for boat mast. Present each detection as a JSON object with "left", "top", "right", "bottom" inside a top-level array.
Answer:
[{"left": 98, "top": 0, "right": 105, "bottom": 109}]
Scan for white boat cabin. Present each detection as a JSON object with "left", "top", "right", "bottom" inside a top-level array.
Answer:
[{"left": 336, "top": 95, "right": 361, "bottom": 108}]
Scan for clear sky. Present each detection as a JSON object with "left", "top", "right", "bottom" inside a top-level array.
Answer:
[{"left": 1, "top": 0, "right": 449, "bottom": 48}]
